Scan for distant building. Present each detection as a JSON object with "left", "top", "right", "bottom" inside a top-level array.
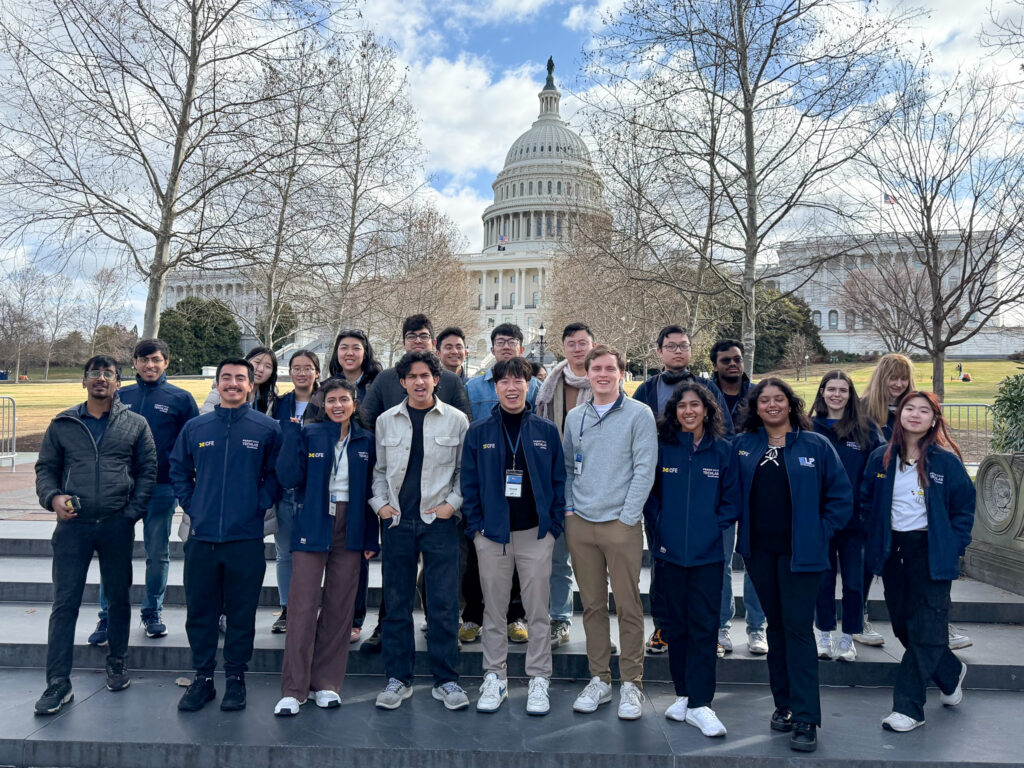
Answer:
[
  {"left": 772, "top": 232, "right": 1024, "bottom": 358},
  {"left": 161, "top": 268, "right": 262, "bottom": 353}
]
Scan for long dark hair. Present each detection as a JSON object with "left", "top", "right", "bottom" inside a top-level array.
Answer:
[
  {"left": 740, "top": 377, "right": 813, "bottom": 433},
  {"left": 811, "top": 370, "right": 872, "bottom": 446},
  {"left": 245, "top": 346, "right": 278, "bottom": 414},
  {"left": 327, "top": 329, "right": 382, "bottom": 386},
  {"left": 883, "top": 391, "right": 963, "bottom": 487},
  {"left": 657, "top": 381, "right": 725, "bottom": 443}
]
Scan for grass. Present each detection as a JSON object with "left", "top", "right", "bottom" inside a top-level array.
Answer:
[{"left": 2, "top": 359, "right": 1019, "bottom": 445}]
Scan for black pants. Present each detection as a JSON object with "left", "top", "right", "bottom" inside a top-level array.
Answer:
[
  {"left": 353, "top": 556, "right": 370, "bottom": 628},
  {"left": 658, "top": 559, "right": 722, "bottom": 707},
  {"left": 47, "top": 516, "right": 135, "bottom": 682},
  {"left": 745, "top": 550, "right": 822, "bottom": 725},
  {"left": 183, "top": 537, "right": 266, "bottom": 676},
  {"left": 882, "top": 530, "right": 962, "bottom": 721},
  {"left": 645, "top": 525, "right": 668, "bottom": 631}
]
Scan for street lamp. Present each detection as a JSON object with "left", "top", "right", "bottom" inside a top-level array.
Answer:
[
  {"left": 803, "top": 354, "right": 810, "bottom": 382},
  {"left": 537, "top": 324, "right": 546, "bottom": 366}
]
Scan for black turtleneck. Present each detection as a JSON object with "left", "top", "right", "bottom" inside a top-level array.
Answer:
[{"left": 500, "top": 408, "right": 538, "bottom": 531}]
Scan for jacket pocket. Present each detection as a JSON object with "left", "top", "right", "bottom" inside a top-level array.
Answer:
[{"left": 432, "top": 435, "right": 460, "bottom": 466}]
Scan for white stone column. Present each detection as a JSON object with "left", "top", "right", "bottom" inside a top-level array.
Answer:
[{"left": 498, "top": 269, "right": 504, "bottom": 310}]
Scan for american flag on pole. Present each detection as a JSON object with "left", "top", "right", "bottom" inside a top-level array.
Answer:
[
  {"left": 498, "top": 234, "right": 508, "bottom": 251},
  {"left": 884, "top": 193, "right": 898, "bottom": 205}
]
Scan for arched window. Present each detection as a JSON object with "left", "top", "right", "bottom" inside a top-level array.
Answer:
[
  {"left": 812, "top": 311, "right": 822, "bottom": 327},
  {"left": 509, "top": 293, "right": 515, "bottom": 306},
  {"left": 828, "top": 310, "right": 839, "bottom": 329},
  {"left": 528, "top": 181, "right": 533, "bottom": 195},
  {"left": 547, "top": 181, "right": 552, "bottom": 194},
  {"left": 519, "top": 183, "right": 524, "bottom": 196},
  {"left": 557, "top": 181, "right": 562, "bottom": 194},
  {"left": 845, "top": 311, "right": 856, "bottom": 330},
  {"left": 493, "top": 293, "right": 499, "bottom": 307},
  {"left": 566, "top": 182, "right": 571, "bottom": 196}
]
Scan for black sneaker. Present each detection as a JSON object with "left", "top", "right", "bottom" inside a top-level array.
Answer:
[
  {"left": 220, "top": 675, "right": 246, "bottom": 711},
  {"left": 177, "top": 675, "right": 216, "bottom": 712},
  {"left": 142, "top": 614, "right": 167, "bottom": 638},
  {"left": 360, "top": 625, "right": 383, "bottom": 654},
  {"left": 271, "top": 608, "right": 287, "bottom": 634},
  {"left": 790, "top": 722, "right": 817, "bottom": 752},
  {"left": 770, "top": 706, "right": 794, "bottom": 732},
  {"left": 105, "top": 658, "right": 130, "bottom": 692},
  {"left": 87, "top": 618, "right": 108, "bottom": 647},
  {"left": 34, "top": 678, "right": 73, "bottom": 715}
]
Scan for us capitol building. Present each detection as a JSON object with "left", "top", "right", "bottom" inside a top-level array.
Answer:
[{"left": 457, "top": 58, "right": 611, "bottom": 360}]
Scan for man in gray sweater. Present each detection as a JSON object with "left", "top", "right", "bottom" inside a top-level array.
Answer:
[{"left": 561, "top": 345, "right": 657, "bottom": 720}]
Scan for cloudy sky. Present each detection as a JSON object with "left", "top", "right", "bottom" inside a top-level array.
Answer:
[{"left": 361, "top": 0, "right": 1021, "bottom": 253}]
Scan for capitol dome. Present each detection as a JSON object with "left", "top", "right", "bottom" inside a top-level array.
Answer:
[{"left": 480, "top": 59, "right": 609, "bottom": 254}]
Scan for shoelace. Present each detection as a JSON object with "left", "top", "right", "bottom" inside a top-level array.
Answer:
[
  {"left": 623, "top": 686, "right": 645, "bottom": 706},
  {"left": 481, "top": 677, "right": 502, "bottom": 696},
  {"left": 42, "top": 681, "right": 65, "bottom": 697},
  {"left": 528, "top": 680, "right": 548, "bottom": 702},
  {"left": 385, "top": 679, "right": 404, "bottom": 693},
  {"left": 440, "top": 682, "right": 463, "bottom": 695}
]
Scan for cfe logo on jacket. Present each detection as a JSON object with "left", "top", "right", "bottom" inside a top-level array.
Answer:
[
  {"left": 738, "top": 450, "right": 750, "bottom": 457},
  {"left": 798, "top": 457, "right": 816, "bottom": 468},
  {"left": 308, "top": 452, "right": 325, "bottom": 459},
  {"left": 198, "top": 441, "right": 215, "bottom": 448},
  {"left": 662, "top": 466, "right": 678, "bottom": 474},
  {"left": 876, "top": 472, "right": 886, "bottom": 479},
  {"left": 482, "top": 443, "right": 496, "bottom": 450}
]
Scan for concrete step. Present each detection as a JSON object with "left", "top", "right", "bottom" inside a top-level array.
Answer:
[
  {"left": 0, "top": 604, "right": 1020, "bottom": 691},
  {"left": 0, "top": 551, "right": 1021, "bottom": 623},
  {"left": 0, "top": 667, "right": 1020, "bottom": 768}
]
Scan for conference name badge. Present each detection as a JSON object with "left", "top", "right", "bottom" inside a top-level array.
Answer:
[{"left": 505, "top": 470, "right": 524, "bottom": 498}]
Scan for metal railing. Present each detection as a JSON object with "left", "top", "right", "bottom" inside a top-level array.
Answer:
[
  {"left": 941, "top": 402, "right": 993, "bottom": 468},
  {"left": 0, "top": 396, "right": 15, "bottom": 471}
]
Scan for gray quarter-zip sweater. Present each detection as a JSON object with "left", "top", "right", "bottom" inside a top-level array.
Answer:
[{"left": 561, "top": 394, "right": 657, "bottom": 526}]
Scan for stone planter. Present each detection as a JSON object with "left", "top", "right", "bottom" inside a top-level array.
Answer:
[{"left": 963, "top": 454, "right": 1024, "bottom": 595}]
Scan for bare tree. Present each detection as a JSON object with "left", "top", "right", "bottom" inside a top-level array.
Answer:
[
  {"left": 853, "top": 66, "right": 1024, "bottom": 398},
  {"left": 781, "top": 332, "right": 814, "bottom": 380},
  {"left": 0, "top": 0, "right": 343, "bottom": 337},
  {"left": 983, "top": 0, "right": 1024, "bottom": 82},
  {"left": 84, "top": 267, "right": 130, "bottom": 357},
  {"left": 579, "top": 0, "right": 914, "bottom": 371},
  {"left": 39, "top": 274, "right": 77, "bottom": 380},
  {"left": 0, "top": 266, "right": 44, "bottom": 381}
]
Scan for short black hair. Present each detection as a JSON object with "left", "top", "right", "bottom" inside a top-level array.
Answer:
[
  {"left": 491, "top": 323, "right": 524, "bottom": 345},
  {"left": 435, "top": 326, "right": 466, "bottom": 347},
  {"left": 402, "top": 314, "right": 433, "bottom": 339},
  {"left": 710, "top": 338, "right": 744, "bottom": 365},
  {"left": 84, "top": 355, "right": 120, "bottom": 380},
  {"left": 657, "top": 325, "right": 689, "bottom": 349},
  {"left": 561, "top": 322, "right": 594, "bottom": 342},
  {"left": 493, "top": 357, "right": 533, "bottom": 382},
  {"left": 216, "top": 357, "right": 255, "bottom": 383},
  {"left": 320, "top": 377, "right": 358, "bottom": 402},
  {"left": 396, "top": 350, "right": 442, "bottom": 380},
  {"left": 133, "top": 339, "right": 169, "bottom": 361}
]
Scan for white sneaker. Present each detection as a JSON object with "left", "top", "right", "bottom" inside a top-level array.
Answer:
[
  {"left": 476, "top": 672, "right": 507, "bottom": 713},
  {"left": 940, "top": 661, "right": 967, "bottom": 707},
  {"left": 685, "top": 706, "right": 727, "bottom": 737},
  {"left": 573, "top": 676, "right": 612, "bottom": 713},
  {"left": 526, "top": 676, "right": 550, "bottom": 715},
  {"left": 665, "top": 696, "right": 688, "bottom": 722},
  {"left": 311, "top": 689, "right": 340, "bottom": 708},
  {"left": 853, "top": 617, "right": 885, "bottom": 647},
  {"left": 273, "top": 696, "right": 303, "bottom": 716},
  {"left": 717, "top": 628, "right": 733, "bottom": 653},
  {"left": 618, "top": 682, "right": 644, "bottom": 720},
  {"left": 882, "top": 711, "right": 925, "bottom": 732},
  {"left": 747, "top": 630, "right": 768, "bottom": 655},
  {"left": 817, "top": 631, "right": 833, "bottom": 659},
  {"left": 948, "top": 624, "right": 972, "bottom": 650},
  {"left": 834, "top": 634, "right": 857, "bottom": 662},
  {"left": 376, "top": 678, "right": 413, "bottom": 709}
]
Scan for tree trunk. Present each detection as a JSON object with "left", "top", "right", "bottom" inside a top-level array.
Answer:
[
  {"left": 13, "top": 348, "right": 21, "bottom": 384},
  {"left": 735, "top": 0, "right": 758, "bottom": 374},
  {"left": 142, "top": 254, "right": 169, "bottom": 339}
]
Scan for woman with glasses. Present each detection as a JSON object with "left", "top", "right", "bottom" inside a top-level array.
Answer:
[
  {"left": 861, "top": 392, "right": 974, "bottom": 733},
  {"left": 734, "top": 378, "right": 852, "bottom": 753},
  {"left": 268, "top": 350, "right": 322, "bottom": 634},
  {"left": 273, "top": 379, "right": 378, "bottom": 715}
]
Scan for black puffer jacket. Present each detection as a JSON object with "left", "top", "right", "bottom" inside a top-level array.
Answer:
[{"left": 35, "top": 401, "right": 157, "bottom": 521}]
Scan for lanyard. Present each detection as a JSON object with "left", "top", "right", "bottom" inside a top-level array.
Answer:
[
  {"left": 332, "top": 432, "right": 351, "bottom": 479},
  {"left": 578, "top": 393, "right": 624, "bottom": 439},
  {"left": 502, "top": 423, "right": 522, "bottom": 471}
]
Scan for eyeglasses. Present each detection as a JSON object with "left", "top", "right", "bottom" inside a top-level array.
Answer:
[
  {"left": 134, "top": 355, "right": 165, "bottom": 366},
  {"left": 337, "top": 344, "right": 364, "bottom": 353},
  {"left": 404, "top": 332, "right": 432, "bottom": 342},
  {"left": 290, "top": 366, "right": 317, "bottom": 375},
  {"left": 564, "top": 341, "right": 591, "bottom": 351},
  {"left": 662, "top": 343, "right": 691, "bottom": 352},
  {"left": 85, "top": 370, "right": 118, "bottom": 381},
  {"left": 492, "top": 338, "right": 519, "bottom": 349}
]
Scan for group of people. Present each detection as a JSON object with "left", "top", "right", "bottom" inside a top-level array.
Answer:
[{"left": 32, "top": 315, "right": 975, "bottom": 754}]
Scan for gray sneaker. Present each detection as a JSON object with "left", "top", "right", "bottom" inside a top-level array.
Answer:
[
  {"left": 948, "top": 625, "right": 972, "bottom": 650},
  {"left": 718, "top": 628, "right": 733, "bottom": 653},
  {"left": 375, "top": 678, "right": 412, "bottom": 710},
  {"left": 747, "top": 630, "right": 768, "bottom": 655},
  {"left": 432, "top": 681, "right": 469, "bottom": 710},
  {"left": 853, "top": 616, "right": 885, "bottom": 647}
]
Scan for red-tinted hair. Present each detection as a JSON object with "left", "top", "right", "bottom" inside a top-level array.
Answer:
[{"left": 883, "top": 391, "right": 962, "bottom": 487}]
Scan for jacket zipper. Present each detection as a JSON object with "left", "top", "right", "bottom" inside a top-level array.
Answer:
[
  {"left": 782, "top": 437, "right": 798, "bottom": 566},
  {"left": 219, "top": 415, "right": 232, "bottom": 540},
  {"left": 684, "top": 442, "right": 693, "bottom": 560}
]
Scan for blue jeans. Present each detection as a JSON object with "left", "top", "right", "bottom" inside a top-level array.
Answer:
[
  {"left": 720, "top": 525, "right": 766, "bottom": 632},
  {"left": 549, "top": 529, "right": 574, "bottom": 623},
  {"left": 98, "top": 484, "right": 176, "bottom": 620},
  {"left": 381, "top": 514, "right": 461, "bottom": 686},
  {"left": 275, "top": 491, "right": 295, "bottom": 608}
]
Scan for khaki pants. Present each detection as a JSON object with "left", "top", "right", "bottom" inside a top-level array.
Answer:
[
  {"left": 474, "top": 528, "right": 555, "bottom": 679},
  {"left": 566, "top": 515, "right": 644, "bottom": 684}
]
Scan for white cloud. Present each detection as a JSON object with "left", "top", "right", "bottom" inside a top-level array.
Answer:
[
  {"left": 563, "top": 0, "right": 626, "bottom": 32},
  {"left": 424, "top": 184, "right": 492, "bottom": 251},
  {"left": 407, "top": 55, "right": 544, "bottom": 180}
]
